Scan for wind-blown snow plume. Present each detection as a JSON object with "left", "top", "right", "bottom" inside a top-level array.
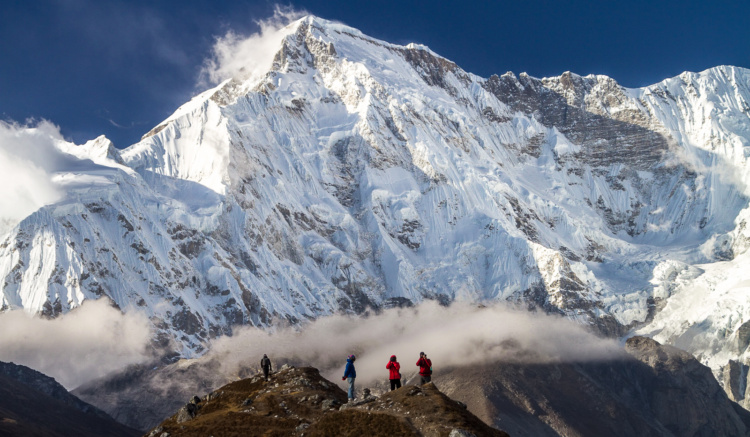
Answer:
[
  {"left": 0, "top": 120, "right": 67, "bottom": 236},
  {"left": 208, "top": 301, "right": 623, "bottom": 385},
  {"left": 200, "top": 6, "right": 307, "bottom": 86},
  {"left": 0, "top": 299, "right": 152, "bottom": 389}
]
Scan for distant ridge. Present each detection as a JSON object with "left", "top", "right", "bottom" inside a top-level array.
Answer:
[{"left": 0, "top": 361, "right": 139, "bottom": 437}]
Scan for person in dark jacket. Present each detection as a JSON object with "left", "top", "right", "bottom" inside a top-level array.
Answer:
[
  {"left": 416, "top": 351, "right": 432, "bottom": 384},
  {"left": 342, "top": 354, "right": 357, "bottom": 401},
  {"left": 386, "top": 355, "right": 401, "bottom": 390},
  {"left": 260, "top": 354, "right": 272, "bottom": 381}
]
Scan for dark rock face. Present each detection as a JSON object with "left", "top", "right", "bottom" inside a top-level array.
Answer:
[
  {"left": 483, "top": 71, "right": 699, "bottom": 241},
  {"left": 484, "top": 72, "right": 671, "bottom": 170},
  {"left": 175, "top": 401, "right": 199, "bottom": 423},
  {"left": 439, "top": 336, "right": 750, "bottom": 437},
  {"left": 0, "top": 362, "right": 139, "bottom": 437},
  {"left": 398, "top": 46, "right": 465, "bottom": 95},
  {"left": 723, "top": 359, "right": 750, "bottom": 407}
]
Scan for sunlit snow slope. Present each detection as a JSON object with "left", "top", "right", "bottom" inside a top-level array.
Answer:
[{"left": 2, "top": 16, "right": 750, "bottom": 390}]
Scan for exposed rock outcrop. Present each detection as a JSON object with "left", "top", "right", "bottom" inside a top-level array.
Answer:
[{"left": 144, "top": 365, "right": 508, "bottom": 437}]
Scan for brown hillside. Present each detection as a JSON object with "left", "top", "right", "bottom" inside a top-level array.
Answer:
[
  {"left": 145, "top": 365, "right": 508, "bottom": 437},
  {"left": 306, "top": 383, "right": 509, "bottom": 437}
]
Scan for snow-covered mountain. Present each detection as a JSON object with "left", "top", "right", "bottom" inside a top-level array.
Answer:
[{"left": 2, "top": 16, "right": 750, "bottom": 390}]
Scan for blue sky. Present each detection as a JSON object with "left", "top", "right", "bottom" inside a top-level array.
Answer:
[{"left": 1, "top": 0, "right": 748, "bottom": 148}]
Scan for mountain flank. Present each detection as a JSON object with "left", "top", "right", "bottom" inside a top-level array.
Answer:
[
  {"left": 439, "top": 336, "right": 750, "bottom": 437},
  {"left": 0, "top": 361, "right": 139, "bottom": 437}
]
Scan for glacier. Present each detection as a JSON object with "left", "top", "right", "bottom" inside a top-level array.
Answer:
[{"left": 2, "top": 16, "right": 750, "bottom": 398}]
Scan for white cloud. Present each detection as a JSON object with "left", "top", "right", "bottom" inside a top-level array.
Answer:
[
  {"left": 0, "top": 120, "right": 68, "bottom": 235},
  {"left": 207, "top": 301, "right": 623, "bottom": 386},
  {"left": 0, "top": 299, "right": 152, "bottom": 389},
  {"left": 199, "top": 6, "right": 307, "bottom": 86}
]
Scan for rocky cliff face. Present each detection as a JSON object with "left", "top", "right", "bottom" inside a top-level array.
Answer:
[{"left": 2, "top": 16, "right": 750, "bottom": 389}]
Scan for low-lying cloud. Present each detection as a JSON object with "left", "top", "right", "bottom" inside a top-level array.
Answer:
[
  {"left": 0, "top": 120, "right": 67, "bottom": 235},
  {"left": 4, "top": 300, "right": 622, "bottom": 393},
  {"left": 207, "top": 301, "right": 623, "bottom": 386},
  {"left": 0, "top": 299, "right": 153, "bottom": 389},
  {"left": 199, "top": 6, "right": 306, "bottom": 86}
]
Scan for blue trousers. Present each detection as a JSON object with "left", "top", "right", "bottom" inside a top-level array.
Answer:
[{"left": 347, "top": 377, "right": 355, "bottom": 399}]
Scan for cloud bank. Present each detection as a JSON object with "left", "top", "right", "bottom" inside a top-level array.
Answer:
[
  {"left": 200, "top": 6, "right": 307, "bottom": 86},
  {"left": 0, "top": 120, "right": 70, "bottom": 235},
  {"left": 0, "top": 299, "right": 153, "bottom": 389},
  {"left": 207, "top": 301, "right": 623, "bottom": 386}
]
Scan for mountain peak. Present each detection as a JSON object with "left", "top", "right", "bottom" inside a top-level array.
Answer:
[{"left": 6, "top": 13, "right": 750, "bottom": 414}]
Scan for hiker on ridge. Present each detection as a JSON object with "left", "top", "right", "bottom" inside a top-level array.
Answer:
[
  {"left": 416, "top": 351, "right": 432, "bottom": 384},
  {"left": 342, "top": 354, "right": 357, "bottom": 401},
  {"left": 261, "top": 354, "right": 272, "bottom": 381},
  {"left": 386, "top": 355, "right": 402, "bottom": 390}
]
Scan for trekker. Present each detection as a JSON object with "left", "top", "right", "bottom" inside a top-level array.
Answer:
[
  {"left": 342, "top": 354, "right": 357, "bottom": 401},
  {"left": 416, "top": 351, "right": 432, "bottom": 384},
  {"left": 386, "top": 355, "right": 402, "bottom": 391},
  {"left": 260, "top": 354, "right": 272, "bottom": 381}
]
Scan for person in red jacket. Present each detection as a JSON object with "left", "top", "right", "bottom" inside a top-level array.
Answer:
[
  {"left": 416, "top": 351, "right": 432, "bottom": 384},
  {"left": 386, "top": 355, "right": 401, "bottom": 390}
]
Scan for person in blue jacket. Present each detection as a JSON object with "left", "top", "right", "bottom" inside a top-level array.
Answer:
[{"left": 342, "top": 354, "right": 357, "bottom": 401}]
